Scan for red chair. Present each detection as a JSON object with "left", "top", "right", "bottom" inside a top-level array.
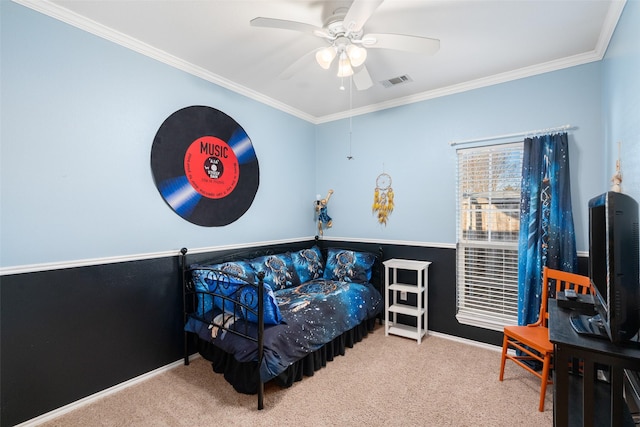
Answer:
[{"left": 499, "top": 266, "right": 591, "bottom": 411}]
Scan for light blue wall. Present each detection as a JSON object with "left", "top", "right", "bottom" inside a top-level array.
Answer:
[
  {"left": 315, "top": 64, "right": 603, "bottom": 251},
  {"left": 0, "top": 2, "right": 316, "bottom": 267},
  {"left": 4, "top": 1, "right": 637, "bottom": 268},
  {"left": 603, "top": 0, "right": 640, "bottom": 205}
]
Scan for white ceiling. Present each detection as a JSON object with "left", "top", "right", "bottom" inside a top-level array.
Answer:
[{"left": 17, "top": 0, "right": 625, "bottom": 123}]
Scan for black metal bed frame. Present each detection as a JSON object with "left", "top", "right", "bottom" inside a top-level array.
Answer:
[
  {"left": 180, "top": 247, "right": 267, "bottom": 409},
  {"left": 180, "top": 243, "right": 385, "bottom": 410}
]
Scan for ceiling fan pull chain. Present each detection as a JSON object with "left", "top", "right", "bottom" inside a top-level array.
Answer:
[{"left": 348, "top": 76, "right": 354, "bottom": 160}]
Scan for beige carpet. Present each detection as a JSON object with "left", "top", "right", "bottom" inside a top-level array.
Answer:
[{"left": 39, "top": 326, "right": 552, "bottom": 426}]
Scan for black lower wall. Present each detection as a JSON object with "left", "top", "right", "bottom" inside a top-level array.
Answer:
[
  {"left": 1, "top": 257, "right": 184, "bottom": 426},
  {"left": 0, "top": 239, "right": 588, "bottom": 425}
]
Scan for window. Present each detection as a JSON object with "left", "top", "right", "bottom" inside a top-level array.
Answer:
[{"left": 456, "top": 142, "right": 523, "bottom": 331}]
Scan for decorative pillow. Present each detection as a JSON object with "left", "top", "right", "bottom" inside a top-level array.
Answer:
[
  {"left": 196, "top": 260, "right": 256, "bottom": 282},
  {"left": 249, "top": 253, "right": 300, "bottom": 291},
  {"left": 189, "top": 261, "right": 255, "bottom": 315},
  {"left": 323, "top": 248, "right": 376, "bottom": 284},
  {"left": 191, "top": 269, "right": 283, "bottom": 325},
  {"left": 290, "top": 246, "right": 325, "bottom": 283}
]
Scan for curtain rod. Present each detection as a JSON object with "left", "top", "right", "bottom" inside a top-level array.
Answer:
[{"left": 449, "top": 124, "right": 575, "bottom": 147}]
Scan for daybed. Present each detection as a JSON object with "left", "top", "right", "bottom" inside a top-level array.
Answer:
[{"left": 181, "top": 244, "right": 383, "bottom": 409}]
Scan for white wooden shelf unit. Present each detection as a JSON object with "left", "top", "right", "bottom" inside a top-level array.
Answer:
[{"left": 383, "top": 258, "right": 431, "bottom": 344}]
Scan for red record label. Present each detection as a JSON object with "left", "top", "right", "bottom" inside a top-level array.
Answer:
[{"left": 184, "top": 136, "right": 239, "bottom": 199}]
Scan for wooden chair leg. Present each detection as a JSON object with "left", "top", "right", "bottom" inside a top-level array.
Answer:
[
  {"left": 539, "top": 352, "right": 552, "bottom": 411},
  {"left": 499, "top": 334, "right": 509, "bottom": 381}
]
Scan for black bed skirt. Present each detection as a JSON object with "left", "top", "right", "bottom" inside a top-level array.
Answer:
[{"left": 197, "top": 317, "right": 378, "bottom": 394}]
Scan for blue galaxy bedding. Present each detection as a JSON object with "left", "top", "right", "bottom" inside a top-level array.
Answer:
[{"left": 185, "top": 278, "right": 382, "bottom": 382}]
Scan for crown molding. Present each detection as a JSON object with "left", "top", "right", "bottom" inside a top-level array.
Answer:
[
  {"left": 12, "top": 0, "right": 317, "bottom": 123},
  {"left": 317, "top": 0, "right": 626, "bottom": 123},
  {"left": 316, "top": 50, "right": 605, "bottom": 123},
  {"left": 597, "top": 0, "right": 628, "bottom": 54},
  {"left": 13, "top": 0, "right": 626, "bottom": 125}
]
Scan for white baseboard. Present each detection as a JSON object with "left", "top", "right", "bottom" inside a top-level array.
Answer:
[
  {"left": 427, "top": 330, "right": 503, "bottom": 353},
  {"left": 17, "top": 327, "right": 503, "bottom": 426},
  {"left": 381, "top": 319, "right": 503, "bottom": 353},
  {"left": 15, "top": 354, "right": 200, "bottom": 427}
]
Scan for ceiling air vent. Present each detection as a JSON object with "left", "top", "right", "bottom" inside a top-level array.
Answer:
[{"left": 380, "top": 74, "right": 413, "bottom": 88}]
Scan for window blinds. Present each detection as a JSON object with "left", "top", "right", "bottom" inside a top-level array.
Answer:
[{"left": 456, "top": 143, "right": 523, "bottom": 331}]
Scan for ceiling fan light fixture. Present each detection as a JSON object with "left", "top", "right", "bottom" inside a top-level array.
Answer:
[
  {"left": 251, "top": 0, "right": 441, "bottom": 93},
  {"left": 346, "top": 44, "right": 367, "bottom": 67},
  {"left": 316, "top": 46, "right": 337, "bottom": 69},
  {"left": 337, "top": 53, "right": 354, "bottom": 77}
]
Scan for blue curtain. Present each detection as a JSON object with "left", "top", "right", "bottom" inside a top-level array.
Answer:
[{"left": 517, "top": 132, "right": 577, "bottom": 326}]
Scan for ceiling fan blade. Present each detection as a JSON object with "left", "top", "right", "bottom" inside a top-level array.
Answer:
[
  {"left": 353, "top": 65, "right": 373, "bottom": 91},
  {"left": 279, "top": 48, "right": 320, "bottom": 80},
  {"left": 363, "top": 33, "right": 440, "bottom": 55},
  {"left": 343, "top": 0, "right": 384, "bottom": 33},
  {"left": 250, "top": 17, "right": 330, "bottom": 38}
]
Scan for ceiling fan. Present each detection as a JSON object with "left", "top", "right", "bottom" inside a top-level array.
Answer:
[{"left": 250, "top": 0, "right": 440, "bottom": 90}]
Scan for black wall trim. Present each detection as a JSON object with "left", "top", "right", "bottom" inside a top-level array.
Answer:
[{"left": 0, "top": 239, "right": 588, "bottom": 425}]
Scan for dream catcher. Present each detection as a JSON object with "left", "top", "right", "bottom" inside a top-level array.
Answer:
[{"left": 372, "top": 173, "right": 394, "bottom": 225}]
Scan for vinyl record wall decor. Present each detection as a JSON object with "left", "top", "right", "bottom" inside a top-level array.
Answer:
[{"left": 151, "top": 106, "right": 259, "bottom": 226}]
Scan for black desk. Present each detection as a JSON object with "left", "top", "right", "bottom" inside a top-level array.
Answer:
[{"left": 548, "top": 300, "right": 640, "bottom": 426}]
